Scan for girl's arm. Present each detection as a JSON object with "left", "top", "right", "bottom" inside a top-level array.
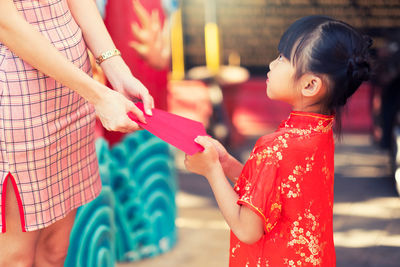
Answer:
[
  {"left": 67, "top": 0, "right": 154, "bottom": 113},
  {"left": 220, "top": 154, "right": 243, "bottom": 184},
  {"left": 0, "top": 0, "right": 146, "bottom": 132},
  {"left": 185, "top": 136, "right": 264, "bottom": 244}
]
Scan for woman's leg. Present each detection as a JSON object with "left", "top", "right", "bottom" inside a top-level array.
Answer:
[
  {"left": 0, "top": 176, "right": 40, "bottom": 267},
  {"left": 34, "top": 208, "right": 77, "bottom": 267}
]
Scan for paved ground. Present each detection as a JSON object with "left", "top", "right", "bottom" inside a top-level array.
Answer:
[{"left": 118, "top": 133, "right": 400, "bottom": 267}]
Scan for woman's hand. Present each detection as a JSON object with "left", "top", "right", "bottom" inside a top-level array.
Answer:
[
  {"left": 184, "top": 136, "right": 223, "bottom": 179},
  {"left": 94, "top": 85, "right": 145, "bottom": 133},
  {"left": 101, "top": 56, "right": 154, "bottom": 115}
]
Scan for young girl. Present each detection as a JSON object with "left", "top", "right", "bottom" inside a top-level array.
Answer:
[{"left": 185, "top": 15, "right": 371, "bottom": 266}]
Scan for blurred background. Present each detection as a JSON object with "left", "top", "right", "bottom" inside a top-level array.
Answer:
[{"left": 66, "top": 1, "right": 400, "bottom": 267}]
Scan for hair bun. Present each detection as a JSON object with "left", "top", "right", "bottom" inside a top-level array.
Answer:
[
  {"left": 347, "top": 54, "right": 371, "bottom": 83},
  {"left": 341, "top": 51, "right": 371, "bottom": 107},
  {"left": 348, "top": 35, "right": 372, "bottom": 83}
]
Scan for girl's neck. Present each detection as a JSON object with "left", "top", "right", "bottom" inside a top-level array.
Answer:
[{"left": 292, "top": 103, "right": 332, "bottom": 115}]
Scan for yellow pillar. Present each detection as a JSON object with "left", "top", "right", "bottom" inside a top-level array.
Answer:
[
  {"left": 204, "top": 0, "right": 220, "bottom": 75},
  {"left": 170, "top": 8, "right": 185, "bottom": 80},
  {"left": 204, "top": 23, "right": 220, "bottom": 75}
]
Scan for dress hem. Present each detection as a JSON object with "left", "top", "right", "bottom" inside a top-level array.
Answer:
[{"left": 1, "top": 173, "right": 102, "bottom": 233}]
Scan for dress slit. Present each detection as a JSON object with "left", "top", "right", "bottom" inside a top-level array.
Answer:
[{"left": 1, "top": 172, "right": 26, "bottom": 233}]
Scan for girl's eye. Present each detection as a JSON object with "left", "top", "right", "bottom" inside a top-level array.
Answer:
[{"left": 278, "top": 54, "right": 284, "bottom": 61}]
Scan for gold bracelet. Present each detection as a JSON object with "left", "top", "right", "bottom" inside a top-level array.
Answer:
[{"left": 95, "top": 49, "right": 121, "bottom": 65}]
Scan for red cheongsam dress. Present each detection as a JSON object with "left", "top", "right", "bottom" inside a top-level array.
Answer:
[{"left": 231, "top": 111, "right": 336, "bottom": 267}]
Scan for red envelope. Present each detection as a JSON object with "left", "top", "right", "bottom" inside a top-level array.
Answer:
[{"left": 127, "top": 102, "right": 207, "bottom": 155}]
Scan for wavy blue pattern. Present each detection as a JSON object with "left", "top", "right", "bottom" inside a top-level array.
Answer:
[{"left": 66, "top": 131, "right": 177, "bottom": 266}]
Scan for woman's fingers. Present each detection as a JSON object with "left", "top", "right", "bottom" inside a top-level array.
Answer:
[
  {"left": 136, "top": 83, "right": 154, "bottom": 115},
  {"left": 121, "top": 117, "right": 141, "bottom": 133},
  {"left": 142, "top": 93, "right": 154, "bottom": 114},
  {"left": 127, "top": 101, "right": 147, "bottom": 124},
  {"left": 95, "top": 86, "right": 151, "bottom": 133}
]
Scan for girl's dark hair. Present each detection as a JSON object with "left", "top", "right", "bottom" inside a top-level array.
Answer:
[{"left": 278, "top": 15, "right": 372, "bottom": 133}]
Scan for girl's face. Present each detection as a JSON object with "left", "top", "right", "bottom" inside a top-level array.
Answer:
[{"left": 266, "top": 54, "right": 301, "bottom": 105}]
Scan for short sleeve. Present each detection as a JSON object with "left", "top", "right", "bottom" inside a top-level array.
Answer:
[{"left": 235, "top": 141, "right": 283, "bottom": 234}]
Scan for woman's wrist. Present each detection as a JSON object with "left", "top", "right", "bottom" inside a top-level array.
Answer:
[
  {"left": 99, "top": 53, "right": 127, "bottom": 73},
  {"left": 100, "top": 56, "right": 131, "bottom": 91},
  {"left": 95, "top": 48, "right": 121, "bottom": 65}
]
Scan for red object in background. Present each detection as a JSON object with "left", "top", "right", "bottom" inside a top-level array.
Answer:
[
  {"left": 233, "top": 78, "right": 372, "bottom": 135},
  {"left": 167, "top": 80, "right": 212, "bottom": 128},
  {"left": 341, "top": 82, "right": 373, "bottom": 132},
  {"left": 101, "top": 0, "right": 169, "bottom": 146},
  {"left": 128, "top": 103, "right": 207, "bottom": 155},
  {"left": 233, "top": 77, "right": 292, "bottom": 136}
]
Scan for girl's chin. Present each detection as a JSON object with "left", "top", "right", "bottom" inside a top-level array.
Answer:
[{"left": 266, "top": 89, "right": 273, "bottom": 99}]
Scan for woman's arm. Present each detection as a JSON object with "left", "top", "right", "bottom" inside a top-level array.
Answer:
[
  {"left": 0, "top": 0, "right": 145, "bottom": 132},
  {"left": 0, "top": 0, "right": 104, "bottom": 104},
  {"left": 67, "top": 0, "right": 154, "bottom": 113},
  {"left": 185, "top": 136, "right": 264, "bottom": 244},
  {"left": 67, "top": 0, "right": 116, "bottom": 62}
]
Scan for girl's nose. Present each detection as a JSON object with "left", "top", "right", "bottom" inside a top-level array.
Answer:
[{"left": 269, "top": 60, "right": 275, "bottom": 70}]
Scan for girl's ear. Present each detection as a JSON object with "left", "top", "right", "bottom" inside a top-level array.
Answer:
[{"left": 300, "top": 74, "right": 323, "bottom": 97}]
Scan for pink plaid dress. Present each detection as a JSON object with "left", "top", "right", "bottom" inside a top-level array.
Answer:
[{"left": 0, "top": 0, "right": 101, "bottom": 232}]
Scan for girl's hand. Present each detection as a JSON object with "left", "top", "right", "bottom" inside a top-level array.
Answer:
[
  {"left": 94, "top": 87, "right": 144, "bottom": 133},
  {"left": 208, "top": 137, "right": 230, "bottom": 164},
  {"left": 184, "top": 136, "right": 223, "bottom": 179},
  {"left": 200, "top": 136, "right": 243, "bottom": 183}
]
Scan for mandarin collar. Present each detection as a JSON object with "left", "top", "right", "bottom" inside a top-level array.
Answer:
[{"left": 280, "top": 111, "right": 335, "bottom": 132}]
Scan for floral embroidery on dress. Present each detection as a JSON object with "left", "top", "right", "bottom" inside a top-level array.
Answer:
[
  {"left": 281, "top": 155, "right": 315, "bottom": 198},
  {"left": 248, "top": 133, "right": 288, "bottom": 166},
  {"left": 287, "top": 210, "right": 323, "bottom": 266},
  {"left": 231, "top": 242, "right": 241, "bottom": 258}
]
